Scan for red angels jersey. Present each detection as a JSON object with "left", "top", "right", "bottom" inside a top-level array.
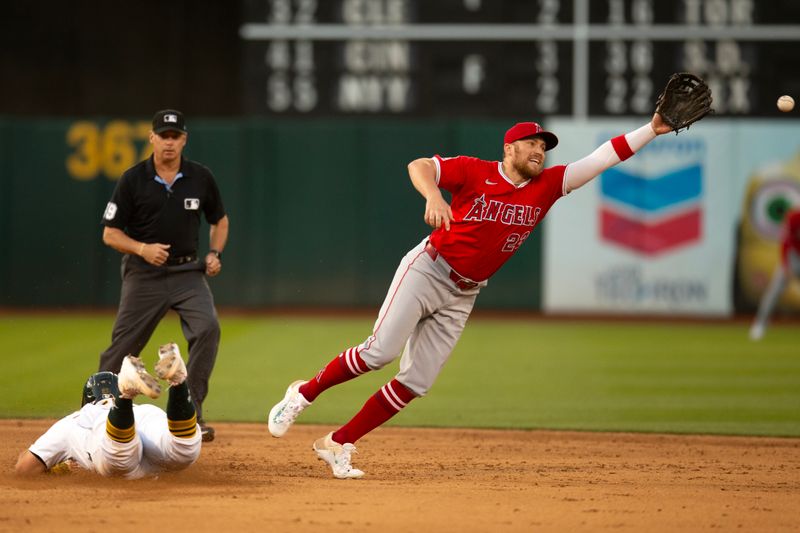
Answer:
[
  {"left": 782, "top": 209, "right": 800, "bottom": 264},
  {"left": 430, "top": 155, "right": 566, "bottom": 281}
]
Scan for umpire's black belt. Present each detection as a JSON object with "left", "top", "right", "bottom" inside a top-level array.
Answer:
[
  {"left": 424, "top": 242, "right": 479, "bottom": 291},
  {"left": 165, "top": 254, "right": 197, "bottom": 266}
]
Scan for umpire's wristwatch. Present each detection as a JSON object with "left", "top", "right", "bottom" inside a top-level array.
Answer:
[{"left": 209, "top": 249, "right": 222, "bottom": 259}]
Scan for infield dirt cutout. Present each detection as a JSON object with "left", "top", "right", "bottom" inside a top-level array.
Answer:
[{"left": 1, "top": 420, "right": 798, "bottom": 532}]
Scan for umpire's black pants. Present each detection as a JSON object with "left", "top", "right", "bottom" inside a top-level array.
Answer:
[{"left": 99, "top": 255, "right": 220, "bottom": 421}]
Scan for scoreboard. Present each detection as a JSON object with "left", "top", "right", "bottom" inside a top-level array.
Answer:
[{"left": 240, "top": 0, "right": 800, "bottom": 117}]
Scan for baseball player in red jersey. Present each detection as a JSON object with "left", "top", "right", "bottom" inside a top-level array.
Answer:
[
  {"left": 750, "top": 208, "right": 800, "bottom": 340},
  {"left": 268, "top": 112, "right": 677, "bottom": 479}
]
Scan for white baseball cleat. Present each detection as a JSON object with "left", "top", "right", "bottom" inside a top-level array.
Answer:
[
  {"left": 313, "top": 432, "right": 364, "bottom": 479},
  {"left": 118, "top": 355, "right": 161, "bottom": 400},
  {"left": 268, "top": 380, "right": 310, "bottom": 437},
  {"left": 155, "top": 342, "right": 187, "bottom": 385}
]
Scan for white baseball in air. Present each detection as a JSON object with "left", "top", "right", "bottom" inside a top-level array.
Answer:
[{"left": 777, "top": 95, "right": 795, "bottom": 112}]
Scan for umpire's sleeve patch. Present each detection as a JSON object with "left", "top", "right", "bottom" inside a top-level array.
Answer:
[{"left": 103, "top": 202, "right": 118, "bottom": 221}]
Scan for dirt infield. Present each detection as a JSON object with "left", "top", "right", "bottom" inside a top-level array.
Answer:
[{"left": 1, "top": 420, "right": 798, "bottom": 532}]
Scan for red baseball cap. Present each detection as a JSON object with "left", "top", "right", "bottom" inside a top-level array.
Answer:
[{"left": 503, "top": 122, "right": 558, "bottom": 151}]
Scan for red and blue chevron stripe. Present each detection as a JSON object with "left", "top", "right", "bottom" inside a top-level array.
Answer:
[{"left": 600, "top": 164, "right": 703, "bottom": 256}]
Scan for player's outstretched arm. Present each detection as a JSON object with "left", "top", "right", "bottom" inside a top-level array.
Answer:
[
  {"left": 408, "top": 158, "right": 454, "bottom": 231},
  {"left": 564, "top": 112, "right": 670, "bottom": 194},
  {"left": 15, "top": 450, "right": 47, "bottom": 475},
  {"left": 564, "top": 72, "right": 712, "bottom": 193}
]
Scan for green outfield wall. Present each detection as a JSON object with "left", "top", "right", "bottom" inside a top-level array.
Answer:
[{"left": 0, "top": 118, "right": 543, "bottom": 309}]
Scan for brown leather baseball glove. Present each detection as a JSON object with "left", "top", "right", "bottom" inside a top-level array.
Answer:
[{"left": 655, "top": 72, "right": 714, "bottom": 133}]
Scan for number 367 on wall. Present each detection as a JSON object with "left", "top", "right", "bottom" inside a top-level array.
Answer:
[{"left": 66, "top": 120, "right": 152, "bottom": 180}]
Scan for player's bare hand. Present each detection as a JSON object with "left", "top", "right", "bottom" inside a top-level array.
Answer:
[
  {"left": 651, "top": 112, "right": 673, "bottom": 135},
  {"left": 205, "top": 253, "right": 222, "bottom": 277},
  {"left": 424, "top": 195, "right": 454, "bottom": 231},
  {"left": 142, "top": 243, "right": 171, "bottom": 266}
]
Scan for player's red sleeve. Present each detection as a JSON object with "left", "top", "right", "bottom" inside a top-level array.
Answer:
[
  {"left": 433, "top": 155, "right": 469, "bottom": 194},
  {"left": 547, "top": 165, "right": 568, "bottom": 200}
]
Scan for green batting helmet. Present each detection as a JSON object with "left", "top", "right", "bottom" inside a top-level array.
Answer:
[{"left": 81, "top": 371, "right": 120, "bottom": 406}]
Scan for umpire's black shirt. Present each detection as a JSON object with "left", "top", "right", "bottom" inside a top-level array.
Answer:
[{"left": 102, "top": 155, "right": 226, "bottom": 259}]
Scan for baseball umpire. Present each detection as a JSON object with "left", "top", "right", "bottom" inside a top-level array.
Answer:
[
  {"left": 267, "top": 75, "right": 712, "bottom": 478},
  {"left": 16, "top": 343, "right": 201, "bottom": 478},
  {"left": 98, "top": 109, "right": 229, "bottom": 442}
]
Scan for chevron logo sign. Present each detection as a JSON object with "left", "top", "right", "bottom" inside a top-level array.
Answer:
[{"left": 599, "top": 164, "right": 703, "bottom": 256}]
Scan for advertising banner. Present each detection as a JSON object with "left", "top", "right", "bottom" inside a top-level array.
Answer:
[{"left": 543, "top": 120, "right": 800, "bottom": 316}]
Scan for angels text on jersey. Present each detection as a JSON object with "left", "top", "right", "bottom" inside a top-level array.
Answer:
[{"left": 462, "top": 194, "right": 543, "bottom": 227}]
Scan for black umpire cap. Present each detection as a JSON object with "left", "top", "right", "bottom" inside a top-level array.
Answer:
[{"left": 152, "top": 109, "right": 187, "bottom": 134}]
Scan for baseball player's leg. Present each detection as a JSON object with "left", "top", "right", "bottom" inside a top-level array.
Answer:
[
  {"left": 91, "top": 355, "right": 196, "bottom": 479},
  {"left": 96, "top": 397, "right": 143, "bottom": 475},
  {"left": 156, "top": 342, "right": 199, "bottom": 444},
  {"left": 356, "top": 239, "right": 454, "bottom": 371},
  {"left": 93, "top": 398, "right": 143, "bottom": 477},
  {"left": 300, "top": 244, "right": 433, "bottom": 401},
  {"left": 268, "top": 343, "right": 374, "bottom": 437},
  {"left": 313, "top": 286, "right": 477, "bottom": 479},
  {"left": 297, "top": 347, "right": 370, "bottom": 403},
  {"left": 269, "top": 241, "right": 442, "bottom": 438},
  {"left": 94, "top": 354, "right": 165, "bottom": 476},
  {"left": 395, "top": 291, "right": 476, "bottom": 396},
  {"left": 136, "top": 402, "right": 201, "bottom": 473},
  {"left": 170, "top": 272, "right": 220, "bottom": 422},
  {"left": 331, "top": 290, "right": 476, "bottom": 446},
  {"left": 312, "top": 380, "right": 416, "bottom": 478},
  {"left": 331, "top": 379, "right": 417, "bottom": 446},
  {"left": 165, "top": 382, "right": 199, "bottom": 441},
  {"left": 99, "top": 270, "right": 170, "bottom": 372},
  {"left": 750, "top": 263, "right": 788, "bottom": 340}
]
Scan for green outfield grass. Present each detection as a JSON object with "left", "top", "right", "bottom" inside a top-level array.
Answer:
[{"left": 0, "top": 312, "right": 798, "bottom": 436}]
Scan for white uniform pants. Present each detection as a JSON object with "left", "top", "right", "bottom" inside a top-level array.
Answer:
[{"left": 91, "top": 404, "right": 201, "bottom": 479}]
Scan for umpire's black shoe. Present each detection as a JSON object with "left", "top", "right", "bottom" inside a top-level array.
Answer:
[{"left": 199, "top": 420, "right": 215, "bottom": 442}]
